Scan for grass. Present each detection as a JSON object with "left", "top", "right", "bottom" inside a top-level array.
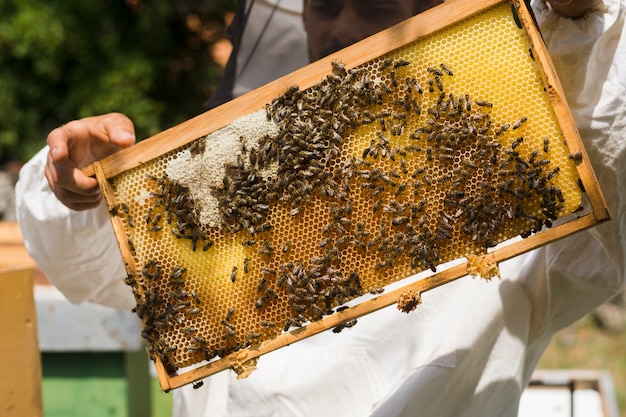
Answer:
[
  {"left": 151, "top": 378, "right": 174, "bottom": 417},
  {"left": 538, "top": 314, "right": 626, "bottom": 416}
]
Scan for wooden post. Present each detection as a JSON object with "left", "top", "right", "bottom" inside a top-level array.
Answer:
[{"left": 0, "top": 266, "right": 43, "bottom": 417}]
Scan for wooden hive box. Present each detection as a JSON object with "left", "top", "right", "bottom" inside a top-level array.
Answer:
[
  {"left": 0, "top": 266, "right": 43, "bottom": 416},
  {"left": 86, "top": 0, "right": 609, "bottom": 391}
]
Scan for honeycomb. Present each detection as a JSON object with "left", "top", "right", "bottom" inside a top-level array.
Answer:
[{"left": 107, "top": 3, "right": 583, "bottom": 378}]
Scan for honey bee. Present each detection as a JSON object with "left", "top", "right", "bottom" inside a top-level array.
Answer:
[
  {"left": 568, "top": 151, "right": 583, "bottom": 164},
  {"left": 392, "top": 216, "right": 410, "bottom": 226},
  {"left": 261, "top": 267, "right": 277, "bottom": 276},
  {"left": 496, "top": 123, "right": 510, "bottom": 136},
  {"left": 189, "top": 291, "right": 202, "bottom": 305},
  {"left": 411, "top": 78, "right": 423, "bottom": 94},
  {"left": 394, "top": 59, "right": 410, "bottom": 69},
  {"left": 187, "top": 346, "right": 203, "bottom": 354},
  {"left": 380, "top": 220, "right": 388, "bottom": 237},
  {"left": 258, "top": 240, "right": 274, "bottom": 256},
  {"left": 255, "top": 294, "right": 270, "bottom": 309},
  {"left": 332, "top": 318, "right": 358, "bottom": 333},
  {"left": 183, "top": 327, "right": 198, "bottom": 335},
  {"left": 394, "top": 182, "right": 408, "bottom": 196},
  {"left": 189, "top": 138, "right": 206, "bottom": 156},
  {"left": 511, "top": 137, "right": 524, "bottom": 149},
  {"left": 390, "top": 71, "right": 398, "bottom": 87},
  {"left": 258, "top": 222, "right": 272, "bottom": 232},
  {"left": 335, "top": 235, "right": 350, "bottom": 249},
  {"left": 145, "top": 207, "right": 154, "bottom": 224},
  {"left": 124, "top": 271, "right": 136, "bottom": 286},
  {"left": 427, "top": 66, "right": 443, "bottom": 77},
  {"left": 170, "top": 266, "right": 186, "bottom": 280},
  {"left": 547, "top": 167, "right": 560, "bottom": 180},
  {"left": 404, "top": 77, "right": 413, "bottom": 93},
  {"left": 512, "top": 117, "right": 528, "bottom": 130},
  {"left": 464, "top": 94, "right": 472, "bottom": 112},
  {"left": 108, "top": 204, "right": 122, "bottom": 216},
  {"left": 372, "top": 199, "right": 383, "bottom": 213},
  {"left": 331, "top": 61, "right": 347, "bottom": 77},
  {"left": 435, "top": 76, "right": 444, "bottom": 91}
]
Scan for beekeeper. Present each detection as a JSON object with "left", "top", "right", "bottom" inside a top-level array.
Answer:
[{"left": 16, "top": 0, "right": 626, "bottom": 416}]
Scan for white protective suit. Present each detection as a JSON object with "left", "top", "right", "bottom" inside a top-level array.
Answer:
[{"left": 15, "top": 0, "right": 626, "bottom": 416}]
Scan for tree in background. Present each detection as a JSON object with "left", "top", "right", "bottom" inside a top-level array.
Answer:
[{"left": 0, "top": 0, "right": 236, "bottom": 163}]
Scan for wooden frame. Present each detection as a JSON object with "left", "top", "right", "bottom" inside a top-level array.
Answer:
[{"left": 88, "top": 0, "right": 609, "bottom": 391}]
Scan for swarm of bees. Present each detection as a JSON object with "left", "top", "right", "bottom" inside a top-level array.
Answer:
[{"left": 111, "top": 55, "right": 579, "bottom": 376}]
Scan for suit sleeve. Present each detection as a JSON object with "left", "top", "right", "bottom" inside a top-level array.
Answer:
[{"left": 15, "top": 147, "right": 135, "bottom": 311}]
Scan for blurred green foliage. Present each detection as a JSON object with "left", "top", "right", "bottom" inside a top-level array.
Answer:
[{"left": 0, "top": 0, "right": 236, "bottom": 162}]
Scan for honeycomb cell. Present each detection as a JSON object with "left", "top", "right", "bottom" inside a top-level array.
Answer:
[{"left": 107, "top": 3, "right": 583, "bottom": 373}]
